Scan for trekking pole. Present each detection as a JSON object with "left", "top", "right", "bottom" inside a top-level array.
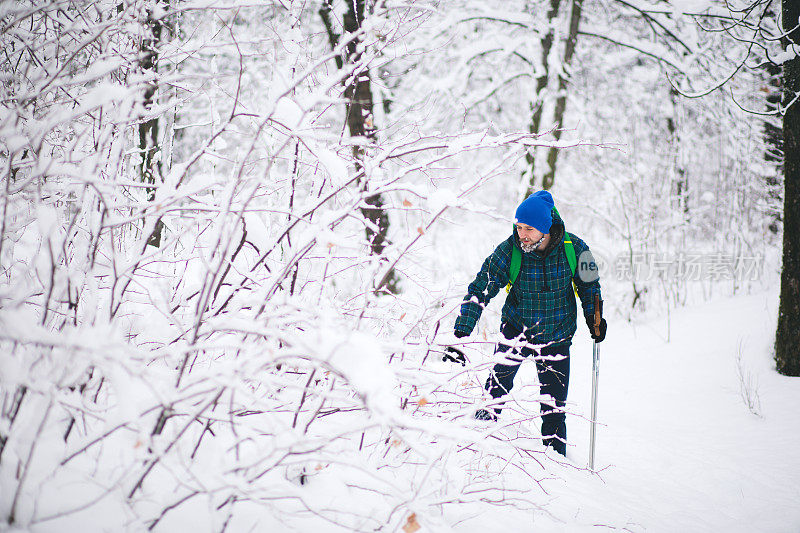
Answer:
[{"left": 589, "top": 293, "right": 602, "bottom": 470}]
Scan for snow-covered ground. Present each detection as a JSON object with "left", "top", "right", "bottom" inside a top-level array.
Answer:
[
  {"left": 454, "top": 289, "right": 800, "bottom": 532},
  {"left": 7, "top": 288, "right": 798, "bottom": 533}
]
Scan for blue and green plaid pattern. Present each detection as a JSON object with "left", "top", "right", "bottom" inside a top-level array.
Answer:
[{"left": 455, "top": 216, "right": 601, "bottom": 345}]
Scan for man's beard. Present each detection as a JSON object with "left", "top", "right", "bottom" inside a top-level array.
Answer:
[{"left": 520, "top": 235, "right": 546, "bottom": 253}]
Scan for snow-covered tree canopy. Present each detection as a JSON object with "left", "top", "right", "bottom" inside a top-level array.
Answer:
[{"left": 1, "top": 0, "right": 794, "bottom": 530}]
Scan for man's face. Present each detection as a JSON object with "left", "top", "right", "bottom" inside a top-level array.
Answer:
[{"left": 515, "top": 223, "right": 545, "bottom": 247}]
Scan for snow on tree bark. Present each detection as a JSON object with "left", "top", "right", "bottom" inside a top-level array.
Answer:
[
  {"left": 321, "top": 0, "right": 398, "bottom": 293},
  {"left": 139, "top": 0, "right": 169, "bottom": 248}
]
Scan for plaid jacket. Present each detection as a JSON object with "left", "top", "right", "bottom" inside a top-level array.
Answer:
[{"left": 454, "top": 212, "right": 601, "bottom": 345}]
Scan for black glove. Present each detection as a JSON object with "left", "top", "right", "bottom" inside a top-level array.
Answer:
[
  {"left": 586, "top": 316, "right": 607, "bottom": 343},
  {"left": 443, "top": 346, "right": 466, "bottom": 366}
]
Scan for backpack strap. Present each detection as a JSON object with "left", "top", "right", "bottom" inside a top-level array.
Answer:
[
  {"left": 505, "top": 238, "right": 522, "bottom": 294},
  {"left": 563, "top": 232, "right": 577, "bottom": 276},
  {"left": 564, "top": 232, "right": 580, "bottom": 298},
  {"left": 552, "top": 207, "right": 577, "bottom": 277}
]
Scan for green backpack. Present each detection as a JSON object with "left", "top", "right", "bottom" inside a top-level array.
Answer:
[{"left": 505, "top": 207, "right": 577, "bottom": 294}]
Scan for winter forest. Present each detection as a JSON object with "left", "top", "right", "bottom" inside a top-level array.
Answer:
[{"left": 2, "top": 0, "right": 800, "bottom": 531}]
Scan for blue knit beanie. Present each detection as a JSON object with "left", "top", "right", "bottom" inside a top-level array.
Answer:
[{"left": 514, "top": 190, "right": 554, "bottom": 234}]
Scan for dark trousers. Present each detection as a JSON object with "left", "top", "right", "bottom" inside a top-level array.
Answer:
[{"left": 485, "top": 322, "right": 570, "bottom": 455}]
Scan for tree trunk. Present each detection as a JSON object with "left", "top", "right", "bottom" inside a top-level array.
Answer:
[
  {"left": 524, "top": 0, "right": 562, "bottom": 192},
  {"left": 667, "top": 88, "right": 689, "bottom": 220},
  {"left": 525, "top": 0, "right": 583, "bottom": 195},
  {"left": 321, "top": 0, "right": 398, "bottom": 292},
  {"left": 540, "top": 0, "right": 584, "bottom": 191},
  {"left": 140, "top": 0, "right": 167, "bottom": 247},
  {"left": 775, "top": 0, "right": 800, "bottom": 376},
  {"left": 763, "top": 60, "right": 783, "bottom": 235}
]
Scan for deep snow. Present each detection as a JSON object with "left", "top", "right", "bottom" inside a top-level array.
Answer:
[{"left": 452, "top": 289, "right": 800, "bottom": 532}]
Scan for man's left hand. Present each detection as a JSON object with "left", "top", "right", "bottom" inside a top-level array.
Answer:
[
  {"left": 586, "top": 317, "right": 607, "bottom": 343},
  {"left": 443, "top": 346, "right": 466, "bottom": 366}
]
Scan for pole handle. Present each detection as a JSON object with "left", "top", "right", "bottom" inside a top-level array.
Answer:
[{"left": 593, "top": 293, "right": 602, "bottom": 337}]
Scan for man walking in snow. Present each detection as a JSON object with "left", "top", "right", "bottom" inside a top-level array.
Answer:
[{"left": 447, "top": 190, "right": 606, "bottom": 456}]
